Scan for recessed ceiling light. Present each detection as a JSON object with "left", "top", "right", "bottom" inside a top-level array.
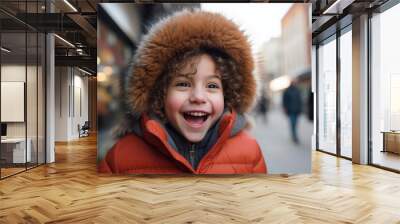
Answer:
[
  {"left": 1, "top": 47, "right": 11, "bottom": 53},
  {"left": 54, "top": 34, "right": 75, "bottom": 48},
  {"left": 78, "top": 67, "right": 92, "bottom": 76},
  {"left": 323, "top": 0, "right": 355, "bottom": 15},
  {"left": 63, "top": 0, "right": 78, "bottom": 12}
]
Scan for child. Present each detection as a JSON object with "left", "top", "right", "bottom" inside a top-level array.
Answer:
[{"left": 99, "top": 10, "right": 267, "bottom": 174}]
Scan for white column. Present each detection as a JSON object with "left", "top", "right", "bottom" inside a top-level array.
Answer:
[
  {"left": 352, "top": 14, "right": 369, "bottom": 164},
  {"left": 46, "top": 33, "right": 55, "bottom": 163},
  {"left": 45, "top": 1, "right": 55, "bottom": 163}
]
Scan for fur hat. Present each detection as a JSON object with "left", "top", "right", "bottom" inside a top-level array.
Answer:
[{"left": 127, "top": 9, "right": 256, "bottom": 115}]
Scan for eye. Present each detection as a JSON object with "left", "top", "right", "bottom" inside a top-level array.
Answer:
[
  {"left": 207, "top": 82, "right": 220, "bottom": 89},
  {"left": 175, "top": 82, "right": 191, "bottom": 87}
]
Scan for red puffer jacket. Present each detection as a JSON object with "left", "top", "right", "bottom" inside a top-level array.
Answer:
[{"left": 98, "top": 112, "right": 267, "bottom": 174}]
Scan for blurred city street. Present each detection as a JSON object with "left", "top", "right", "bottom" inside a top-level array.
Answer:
[{"left": 250, "top": 106, "right": 313, "bottom": 174}]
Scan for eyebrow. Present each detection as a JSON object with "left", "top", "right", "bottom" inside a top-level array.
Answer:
[
  {"left": 174, "top": 74, "right": 191, "bottom": 79},
  {"left": 173, "top": 74, "right": 221, "bottom": 80},
  {"left": 207, "top": 74, "right": 221, "bottom": 79}
]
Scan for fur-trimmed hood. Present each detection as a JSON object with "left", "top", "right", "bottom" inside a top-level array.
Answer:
[{"left": 127, "top": 9, "right": 257, "bottom": 115}]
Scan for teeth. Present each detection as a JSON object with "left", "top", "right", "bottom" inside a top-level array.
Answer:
[{"left": 186, "top": 112, "right": 207, "bottom": 117}]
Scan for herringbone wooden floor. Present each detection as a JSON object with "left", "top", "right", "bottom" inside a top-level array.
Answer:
[{"left": 1, "top": 135, "right": 400, "bottom": 223}]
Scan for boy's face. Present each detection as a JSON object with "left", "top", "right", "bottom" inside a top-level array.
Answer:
[{"left": 165, "top": 54, "right": 224, "bottom": 143}]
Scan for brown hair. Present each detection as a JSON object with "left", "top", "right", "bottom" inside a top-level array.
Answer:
[{"left": 148, "top": 47, "right": 243, "bottom": 121}]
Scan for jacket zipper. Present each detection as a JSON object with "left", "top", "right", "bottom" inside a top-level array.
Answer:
[{"left": 189, "top": 144, "right": 196, "bottom": 168}]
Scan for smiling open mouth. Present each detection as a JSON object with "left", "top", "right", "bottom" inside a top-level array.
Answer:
[{"left": 183, "top": 111, "right": 209, "bottom": 125}]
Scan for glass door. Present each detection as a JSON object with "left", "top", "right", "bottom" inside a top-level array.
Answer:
[
  {"left": 0, "top": 1, "right": 46, "bottom": 179},
  {"left": 1, "top": 30, "right": 28, "bottom": 178}
]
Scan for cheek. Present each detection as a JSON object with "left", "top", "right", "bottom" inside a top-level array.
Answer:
[
  {"left": 211, "top": 93, "right": 224, "bottom": 115},
  {"left": 164, "top": 91, "right": 185, "bottom": 115}
]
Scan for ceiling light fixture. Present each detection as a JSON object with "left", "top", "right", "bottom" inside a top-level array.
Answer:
[
  {"left": 63, "top": 0, "right": 78, "bottom": 12},
  {"left": 78, "top": 67, "right": 93, "bottom": 76},
  {"left": 323, "top": 0, "right": 355, "bottom": 15},
  {"left": 1, "top": 47, "right": 11, "bottom": 53},
  {"left": 54, "top": 34, "right": 75, "bottom": 48}
]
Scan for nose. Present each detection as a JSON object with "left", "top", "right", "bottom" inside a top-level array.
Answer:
[{"left": 189, "top": 86, "right": 206, "bottom": 104}]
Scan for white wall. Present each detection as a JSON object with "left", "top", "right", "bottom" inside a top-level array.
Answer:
[
  {"left": 55, "top": 67, "right": 89, "bottom": 141},
  {"left": 55, "top": 67, "right": 69, "bottom": 141},
  {"left": 1, "top": 66, "right": 25, "bottom": 128},
  {"left": 1, "top": 65, "right": 37, "bottom": 137},
  {"left": 1, "top": 82, "right": 25, "bottom": 122},
  {"left": 1, "top": 64, "right": 46, "bottom": 164},
  {"left": 1, "top": 64, "right": 26, "bottom": 81}
]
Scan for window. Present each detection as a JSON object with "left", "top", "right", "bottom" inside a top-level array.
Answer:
[
  {"left": 339, "top": 28, "right": 352, "bottom": 158},
  {"left": 0, "top": 1, "right": 46, "bottom": 179},
  {"left": 317, "top": 36, "right": 337, "bottom": 154},
  {"left": 371, "top": 2, "right": 400, "bottom": 171}
]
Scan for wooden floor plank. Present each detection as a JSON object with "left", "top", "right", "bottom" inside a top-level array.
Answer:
[{"left": 0, "top": 134, "right": 400, "bottom": 223}]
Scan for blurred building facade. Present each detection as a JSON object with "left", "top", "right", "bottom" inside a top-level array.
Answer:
[
  {"left": 281, "top": 4, "right": 311, "bottom": 79},
  {"left": 259, "top": 37, "right": 283, "bottom": 83},
  {"left": 257, "top": 37, "right": 283, "bottom": 104},
  {"left": 257, "top": 4, "right": 311, "bottom": 107}
]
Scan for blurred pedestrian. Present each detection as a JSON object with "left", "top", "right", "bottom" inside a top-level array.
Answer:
[
  {"left": 282, "top": 80, "right": 303, "bottom": 143},
  {"left": 307, "top": 89, "right": 313, "bottom": 121},
  {"left": 257, "top": 91, "right": 269, "bottom": 122}
]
